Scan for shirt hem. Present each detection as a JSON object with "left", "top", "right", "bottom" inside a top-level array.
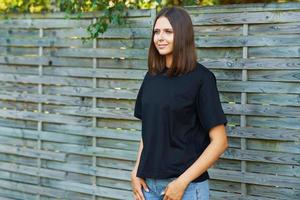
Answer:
[{"left": 136, "top": 170, "right": 210, "bottom": 183}]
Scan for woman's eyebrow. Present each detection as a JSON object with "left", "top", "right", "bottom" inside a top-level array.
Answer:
[{"left": 153, "top": 28, "right": 173, "bottom": 31}]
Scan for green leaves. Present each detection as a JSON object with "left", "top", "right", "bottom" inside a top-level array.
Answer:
[
  {"left": 84, "top": 1, "right": 126, "bottom": 42},
  {"left": 0, "top": 0, "right": 226, "bottom": 42}
]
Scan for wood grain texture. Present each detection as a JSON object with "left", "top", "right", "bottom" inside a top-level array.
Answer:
[{"left": 0, "top": 3, "right": 299, "bottom": 199}]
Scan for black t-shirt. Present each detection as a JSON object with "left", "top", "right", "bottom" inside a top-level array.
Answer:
[{"left": 134, "top": 62, "right": 227, "bottom": 182}]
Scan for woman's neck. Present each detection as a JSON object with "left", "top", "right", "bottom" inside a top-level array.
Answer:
[{"left": 166, "top": 54, "right": 172, "bottom": 68}]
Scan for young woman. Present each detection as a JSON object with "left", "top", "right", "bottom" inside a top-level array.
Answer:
[{"left": 131, "top": 6, "right": 228, "bottom": 200}]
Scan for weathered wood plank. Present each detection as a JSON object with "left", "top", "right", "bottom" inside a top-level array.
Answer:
[
  {"left": 0, "top": 28, "right": 38, "bottom": 37},
  {"left": 97, "top": 38, "right": 150, "bottom": 49},
  {"left": 44, "top": 27, "right": 151, "bottom": 38},
  {"left": 228, "top": 126, "right": 300, "bottom": 141},
  {"left": 45, "top": 162, "right": 130, "bottom": 181},
  {"left": 0, "top": 55, "right": 93, "bottom": 67},
  {"left": 208, "top": 179, "right": 298, "bottom": 200},
  {"left": 44, "top": 124, "right": 140, "bottom": 141},
  {"left": 223, "top": 148, "right": 300, "bottom": 165},
  {"left": 42, "top": 142, "right": 137, "bottom": 161},
  {"left": 191, "top": 11, "right": 300, "bottom": 25},
  {"left": 247, "top": 139, "right": 300, "bottom": 154},
  {"left": 1, "top": 56, "right": 299, "bottom": 70},
  {"left": 43, "top": 179, "right": 132, "bottom": 199},
  {"left": 1, "top": 46, "right": 38, "bottom": 56},
  {"left": 0, "top": 17, "right": 152, "bottom": 28},
  {"left": 0, "top": 82, "right": 38, "bottom": 94},
  {"left": 0, "top": 187, "right": 38, "bottom": 200},
  {"left": 97, "top": 176, "right": 131, "bottom": 191},
  {"left": 41, "top": 105, "right": 140, "bottom": 120},
  {"left": 249, "top": 46, "right": 300, "bottom": 57},
  {"left": 0, "top": 161, "right": 65, "bottom": 180},
  {"left": 247, "top": 181, "right": 300, "bottom": 199},
  {"left": 0, "top": 179, "right": 66, "bottom": 198},
  {"left": 0, "top": 90, "right": 88, "bottom": 106},
  {"left": 0, "top": 55, "right": 51, "bottom": 65},
  {"left": 0, "top": 170, "right": 38, "bottom": 184},
  {"left": 0, "top": 37, "right": 92, "bottom": 47},
  {"left": 0, "top": 109, "right": 92, "bottom": 126},
  {"left": 246, "top": 161, "right": 300, "bottom": 177},
  {"left": 200, "top": 57, "right": 300, "bottom": 70},
  {"left": 186, "top": 2, "right": 300, "bottom": 13},
  {"left": 53, "top": 48, "right": 148, "bottom": 59},
  {"left": 209, "top": 168, "right": 300, "bottom": 188},
  {"left": 248, "top": 70, "right": 300, "bottom": 82},
  {"left": 194, "top": 24, "right": 242, "bottom": 36},
  {"left": 249, "top": 22, "right": 300, "bottom": 35},
  {"left": 0, "top": 155, "right": 37, "bottom": 169},
  {"left": 43, "top": 86, "right": 138, "bottom": 99},
  {"left": 196, "top": 34, "right": 300, "bottom": 47},
  {"left": 96, "top": 157, "right": 135, "bottom": 171},
  {"left": 98, "top": 138, "right": 138, "bottom": 151},
  {"left": 218, "top": 80, "right": 300, "bottom": 94},
  {"left": 0, "top": 135, "right": 36, "bottom": 148},
  {"left": 247, "top": 115, "right": 300, "bottom": 129},
  {"left": 0, "top": 64, "right": 38, "bottom": 74},
  {"left": 210, "top": 191, "right": 278, "bottom": 200},
  {"left": 223, "top": 103, "right": 300, "bottom": 117},
  {"left": 0, "top": 126, "right": 91, "bottom": 145},
  {"left": 0, "top": 19, "right": 92, "bottom": 28},
  {"left": 0, "top": 124, "right": 140, "bottom": 143},
  {"left": 44, "top": 67, "right": 146, "bottom": 79},
  {"left": 0, "top": 56, "right": 147, "bottom": 69},
  {"left": 0, "top": 144, "right": 65, "bottom": 161},
  {"left": 0, "top": 73, "right": 92, "bottom": 86},
  {"left": 242, "top": 93, "right": 300, "bottom": 107}
]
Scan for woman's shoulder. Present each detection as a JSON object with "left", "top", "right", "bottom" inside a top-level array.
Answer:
[{"left": 194, "top": 62, "right": 215, "bottom": 79}]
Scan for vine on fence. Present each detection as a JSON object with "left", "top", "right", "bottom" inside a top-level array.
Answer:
[
  {"left": 2, "top": 0, "right": 288, "bottom": 41},
  {"left": 0, "top": 0, "right": 159, "bottom": 41}
]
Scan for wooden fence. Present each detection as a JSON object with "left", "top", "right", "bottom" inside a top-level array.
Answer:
[{"left": 0, "top": 2, "right": 299, "bottom": 199}]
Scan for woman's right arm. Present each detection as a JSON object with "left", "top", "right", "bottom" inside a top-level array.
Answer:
[
  {"left": 131, "top": 138, "right": 143, "bottom": 177},
  {"left": 131, "top": 137, "right": 148, "bottom": 200}
]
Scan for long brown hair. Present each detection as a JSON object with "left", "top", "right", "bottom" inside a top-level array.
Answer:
[{"left": 148, "top": 6, "right": 197, "bottom": 77}]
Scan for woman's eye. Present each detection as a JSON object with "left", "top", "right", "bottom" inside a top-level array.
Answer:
[{"left": 154, "top": 30, "right": 173, "bottom": 34}]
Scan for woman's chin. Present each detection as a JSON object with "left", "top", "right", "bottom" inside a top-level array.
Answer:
[{"left": 157, "top": 50, "right": 172, "bottom": 55}]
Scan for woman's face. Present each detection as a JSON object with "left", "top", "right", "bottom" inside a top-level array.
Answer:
[{"left": 153, "top": 16, "right": 174, "bottom": 56}]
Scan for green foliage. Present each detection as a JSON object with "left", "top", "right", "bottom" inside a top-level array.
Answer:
[
  {"left": 1, "top": 0, "right": 299, "bottom": 41},
  {"left": 0, "top": 0, "right": 51, "bottom": 13},
  {"left": 85, "top": 1, "right": 126, "bottom": 42},
  {"left": 58, "top": 1, "right": 128, "bottom": 42}
]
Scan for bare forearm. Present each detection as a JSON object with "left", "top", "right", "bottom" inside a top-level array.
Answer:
[
  {"left": 178, "top": 140, "right": 228, "bottom": 185},
  {"left": 131, "top": 138, "right": 143, "bottom": 176}
]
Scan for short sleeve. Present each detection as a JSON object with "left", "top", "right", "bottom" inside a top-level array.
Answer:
[
  {"left": 196, "top": 71, "right": 227, "bottom": 132},
  {"left": 134, "top": 72, "right": 147, "bottom": 120}
]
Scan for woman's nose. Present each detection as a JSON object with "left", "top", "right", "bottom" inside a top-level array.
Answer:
[{"left": 158, "top": 32, "right": 166, "bottom": 40}]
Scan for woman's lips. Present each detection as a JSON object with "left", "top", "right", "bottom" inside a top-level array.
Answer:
[{"left": 157, "top": 44, "right": 168, "bottom": 48}]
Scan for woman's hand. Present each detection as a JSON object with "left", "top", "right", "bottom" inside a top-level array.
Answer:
[
  {"left": 161, "top": 178, "right": 189, "bottom": 200},
  {"left": 131, "top": 170, "right": 150, "bottom": 200}
]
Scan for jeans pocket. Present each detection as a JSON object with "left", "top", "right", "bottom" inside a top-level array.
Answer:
[
  {"left": 144, "top": 178, "right": 154, "bottom": 193},
  {"left": 195, "top": 180, "right": 209, "bottom": 200}
]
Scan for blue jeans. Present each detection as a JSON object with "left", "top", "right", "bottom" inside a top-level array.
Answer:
[{"left": 142, "top": 177, "right": 209, "bottom": 200}]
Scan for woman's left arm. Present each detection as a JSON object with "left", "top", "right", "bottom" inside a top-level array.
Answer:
[{"left": 178, "top": 124, "right": 228, "bottom": 186}]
